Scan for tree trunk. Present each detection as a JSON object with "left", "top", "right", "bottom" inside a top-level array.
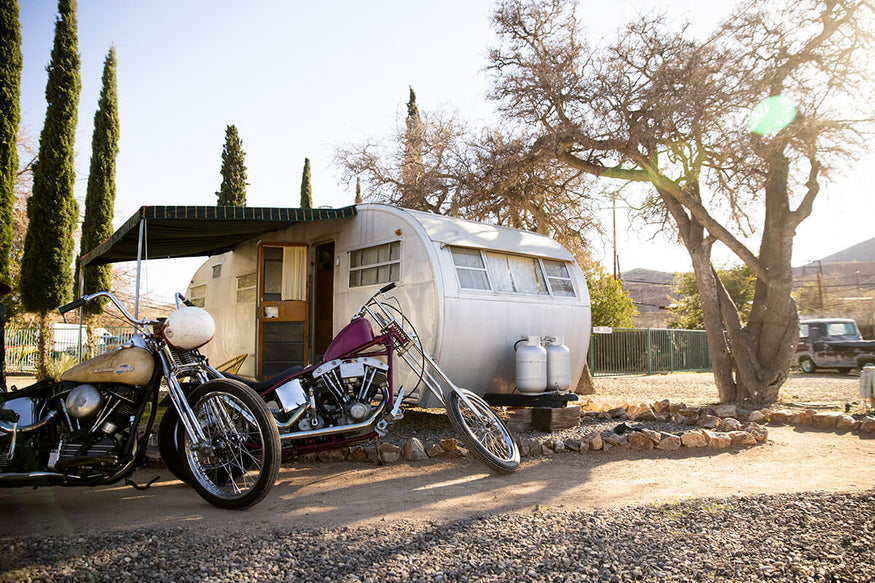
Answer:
[{"left": 36, "top": 311, "right": 49, "bottom": 380}]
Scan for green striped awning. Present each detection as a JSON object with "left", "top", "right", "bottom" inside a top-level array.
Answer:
[{"left": 80, "top": 205, "right": 358, "bottom": 266}]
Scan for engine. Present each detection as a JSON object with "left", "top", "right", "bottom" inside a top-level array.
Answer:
[
  {"left": 286, "top": 357, "right": 388, "bottom": 432},
  {"left": 0, "top": 382, "right": 143, "bottom": 475},
  {"left": 50, "top": 382, "right": 142, "bottom": 471}
]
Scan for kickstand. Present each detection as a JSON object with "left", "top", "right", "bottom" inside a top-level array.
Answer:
[{"left": 125, "top": 475, "right": 161, "bottom": 491}]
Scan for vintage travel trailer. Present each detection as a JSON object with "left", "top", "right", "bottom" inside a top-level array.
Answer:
[{"left": 183, "top": 204, "right": 591, "bottom": 408}]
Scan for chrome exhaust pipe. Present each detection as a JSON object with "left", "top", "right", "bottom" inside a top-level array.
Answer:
[
  {"left": 0, "top": 410, "right": 58, "bottom": 434},
  {"left": 278, "top": 390, "right": 389, "bottom": 442}
]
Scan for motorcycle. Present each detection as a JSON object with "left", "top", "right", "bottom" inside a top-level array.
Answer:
[
  {"left": 0, "top": 292, "right": 281, "bottom": 510},
  {"left": 158, "top": 283, "right": 520, "bottom": 477}
]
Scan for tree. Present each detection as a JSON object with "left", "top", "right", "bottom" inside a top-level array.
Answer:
[
  {"left": 667, "top": 265, "right": 756, "bottom": 330},
  {"left": 19, "top": 0, "right": 80, "bottom": 378},
  {"left": 76, "top": 47, "right": 119, "bottom": 355},
  {"left": 354, "top": 176, "right": 362, "bottom": 204},
  {"left": 1, "top": 0, "right": 21, "bottom": 293},
  {"left": 582, "top": 260, "right": 636, "bottom": 328},
  {"left": 401, "top": 86, "right": 425, "bottom": 209},
  {"left": 490, "top": 0, "right": 874, "bottom": 404},
  {"left": 216, "top": 124, "right": 247, "bottom": 206},
  {"left": 335, "top": 100, "right": 600, "bottom": 256},
  {"left": 299, "top": 157, "right": 312, "bottom": 208}
]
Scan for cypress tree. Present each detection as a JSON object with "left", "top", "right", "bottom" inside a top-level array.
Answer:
[
  {"left": 78, "top": 46, "right": 119, "bottom": 319},
  {"left": 216, "top": 124, "right": 247, "bottom": 206},
  {"left": 299, "top": 158, "right": 312, "bottom": 208},
  {"left": 19, "top": 0, "right": 80, "bottom": 377},
  {"left": 354, "top": 176, "right": 362, "bottom": 204},
  {"left": 0, "top": 0, "right": 22, "bottom": 291},
  {"left": 401, "top": 86, "right": 424, "bottom": 208}
]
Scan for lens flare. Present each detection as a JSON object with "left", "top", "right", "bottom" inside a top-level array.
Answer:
[{"left": 747, "top": 95, "right": 797, "bottom": 135}]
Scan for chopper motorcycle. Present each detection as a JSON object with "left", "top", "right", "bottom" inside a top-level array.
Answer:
[
  {"left": 0, "top": 291, "right": 281, "bottom": 510},
  {"left": 158, "top": 282, "right": 520, "bottom": 477}
]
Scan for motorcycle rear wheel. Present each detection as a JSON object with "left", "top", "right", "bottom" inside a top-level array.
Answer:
[
  {"left": 446, "top": 388, "right": 520, "bottom": 473},
  {"left": 180, "top": 379, "right": 281, "bottom": 509}
]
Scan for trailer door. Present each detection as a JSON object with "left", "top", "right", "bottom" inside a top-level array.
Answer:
[{"left": 258, "top": 244, "right": 308, "bottom": 378}]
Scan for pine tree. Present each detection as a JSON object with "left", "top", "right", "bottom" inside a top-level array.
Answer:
[
  {"left": 20, "top": 0, "right": 80, "bottom": 378},
  {"left": 401, "top": 86, "right": 424, "bottom": 208},
  {"left": 299, "top": 157, "right": 312, "bottom": 208},
  {"left": 216, "top": 124, "right": 247, "bottom": 206},
  {"left": 78, "top": 46, "right": 119, "bottom": 322},
  {"left": 0, "top": 0, "right": 22, "bottom": 291},
  {"left": 354, "top": 176, "right": 362, "bottom": 204}
]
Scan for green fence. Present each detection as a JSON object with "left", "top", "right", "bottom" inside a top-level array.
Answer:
[{"left": 588, "top": 328, "right": 711, "bottom": 377}]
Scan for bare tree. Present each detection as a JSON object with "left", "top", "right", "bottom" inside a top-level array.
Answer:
[
  {"left": 335, "top": 102, "right": 600, "bottom": 257},
  {"left": 490, "top": 0, "right": 875, "bottom": 404}
]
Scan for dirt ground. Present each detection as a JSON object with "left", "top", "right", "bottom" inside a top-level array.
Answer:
[{"left": 2, "top": 371, "right": 874, "bottom": 538}]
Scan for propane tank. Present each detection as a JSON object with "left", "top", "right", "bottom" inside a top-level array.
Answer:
[
  {"left": 515, "top": 335, "right": 547, "bottom": 395},
  {"left": 543, "top": 335, "right": 572, "bottom": 391}
]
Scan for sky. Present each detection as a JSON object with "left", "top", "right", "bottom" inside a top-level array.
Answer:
[{"left": 16, "top": 0, "right": 874, "bottom": 303}]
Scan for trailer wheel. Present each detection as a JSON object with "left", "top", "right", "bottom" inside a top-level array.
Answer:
[{"left": 800, "top": 357, "right": 817, "bottom": 374}]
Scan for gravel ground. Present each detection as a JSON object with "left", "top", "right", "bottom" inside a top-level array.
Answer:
[
  {"left": 2, "top": 490, "right": 873, "bottom": 582},
  {"left": 2, "top": 371, "right": 871, "bottom": 582}
]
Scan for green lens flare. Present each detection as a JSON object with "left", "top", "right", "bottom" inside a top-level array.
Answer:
[{"left": 747, "top": 95, "right": 797, "bottom": 135}]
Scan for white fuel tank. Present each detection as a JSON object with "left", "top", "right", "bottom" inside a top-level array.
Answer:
[
  {"left": 543, "top": 335, "right": 571, "bottom": 391},
  {"left": 515, "top": 335, "right": 547, "bottom": 395}
]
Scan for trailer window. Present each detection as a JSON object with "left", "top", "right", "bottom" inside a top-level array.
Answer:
[
  {"left": 451, "top": 247, "right": 490, "bottom": 290},
  {"left": 188, "top": 284, "right": 206, "bottom": 308},
  {"left": 349, "top": 241, "right": 400, "bottom": 288},
  {"left": 543, "top": 259, "right": 576, "bottom": 297},
  {"left": 485, "top": 252, "right": 548, "bottom": 295}
]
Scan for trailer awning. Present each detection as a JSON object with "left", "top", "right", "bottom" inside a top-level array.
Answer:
[{"left": 80, "top": 205, "right": 358, "bottom": 266}]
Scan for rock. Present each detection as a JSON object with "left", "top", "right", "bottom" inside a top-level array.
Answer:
[
  {"left": 721, "top": 417, "right": 743, "bottom": 431},
  {"left": 587, "top": 433, "right": 603, "bottom": 451},
  {"left": 553, "top": 439, "right": 566, "bottom": 453},
  {"left": 680, "top": 431, "right": 707, "bottom": 448},
  {"left": 859, "top": 417, "right": 875, "bottom": 433},
  {"left": 318, "top": 449, "right": 346, "bottom": 463},
  {"left": 440, "top": 438, "right": 460, "bottom": 452},
  {"left": 426, "top": 442, "right": 444, "bottom": 458},
  {"left": 347, "top": 446, "right": 369, "bottom": 463},
  {"left": 714, "top": 404, "right": 738, "bottom": 418},
  {"left": 402, "top": 438, "right": 429, "bottom": 461},
  {"left": 653, "top": 399, "right": 671, "bottom": 413},
  {"left": 812, "top": 412, "right": 841, "bottom": 430},
  {"left": 835, "top": 415, "right": 859, "bottom": 432},
  {"left": 564, "top": 438, "right": 583, "bottom": 452},
  {"left": 641, "top": 428, "right": 662, "bottom": 444},
  {"left": 607, "top": 407, "right": 627, "bottom": 419},
  {"left": 728, "top": 431, "right": 757, "bottom": 446},
  {"left": 656, "top": 433, "right": 682, "bottom": 451},
  {"left": 770, "top": 410, "right": 790, "bottom": 424},
  {"left": 697, "top": 415, "right": 720, "bottom": 429},
  {"left": 747, "top": 410, "right": 767, "bottom": 423},
  {"left": 632, "top": 409, "right": 658, "bottom": 422},
  {"left": 379, "top": 443, "right": 402, "bottom": 463},
  {"left": 678, "top": 406, "right": 701, "bottom": 417},
  {"left": 707, "top": 432, "right": 732, "bottom": 449},
  {"left": 602, "top": 433, "right": 629, "bottom": 448},
  {"left": 627, "top": 432, "right": 654, "bottom": 450}
]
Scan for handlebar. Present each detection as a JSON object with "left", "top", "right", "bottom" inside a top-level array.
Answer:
[{"left": 58, "top": 291, "right": 161, "bottom": 327}]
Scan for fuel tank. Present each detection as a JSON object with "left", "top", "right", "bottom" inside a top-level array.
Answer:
[{"left": 60, "top": 346, "right": 155, "bottom": 387}]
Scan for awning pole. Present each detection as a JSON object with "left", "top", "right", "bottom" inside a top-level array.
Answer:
[{"left": 134, "top": 218, "right": 145, "bottom": 319}]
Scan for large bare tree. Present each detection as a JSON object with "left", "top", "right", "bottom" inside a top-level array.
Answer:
[{"left": 490, "top": 0, "right": 874, "bottom": 404}]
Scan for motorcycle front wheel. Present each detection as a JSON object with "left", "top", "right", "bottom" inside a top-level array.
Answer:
[
  {"left": 180, "top": 379, "right": 281, "bottom": 509},
  {"left": 446, "top": 388, "right": 520, "bottom": 473}
]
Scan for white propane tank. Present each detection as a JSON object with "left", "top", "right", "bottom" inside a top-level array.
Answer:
[
  {"left": 515, "top": 335, "right": 547, "bottom": 395},
  {"left": 543, "top": 335, "right": 572, "bottom": 391},
  {"left": 860, "top": 364, "right": 875, "bottom": 408}
]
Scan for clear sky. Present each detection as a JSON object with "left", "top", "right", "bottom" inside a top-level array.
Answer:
[{"left": 17, "top": 1, "right": 873, "bottom": 302}]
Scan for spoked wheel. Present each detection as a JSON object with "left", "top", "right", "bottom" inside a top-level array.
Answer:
[
  {"left": 446, "top": 388, "right": 520, "bottom": 473},
  {"left": 181, "top": 379, "right": 281, "bottom": 509}
]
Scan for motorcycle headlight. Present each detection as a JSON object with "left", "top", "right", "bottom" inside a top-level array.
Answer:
[{"left": 163, "top": 306, "right": 216, "bottom": 350}]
